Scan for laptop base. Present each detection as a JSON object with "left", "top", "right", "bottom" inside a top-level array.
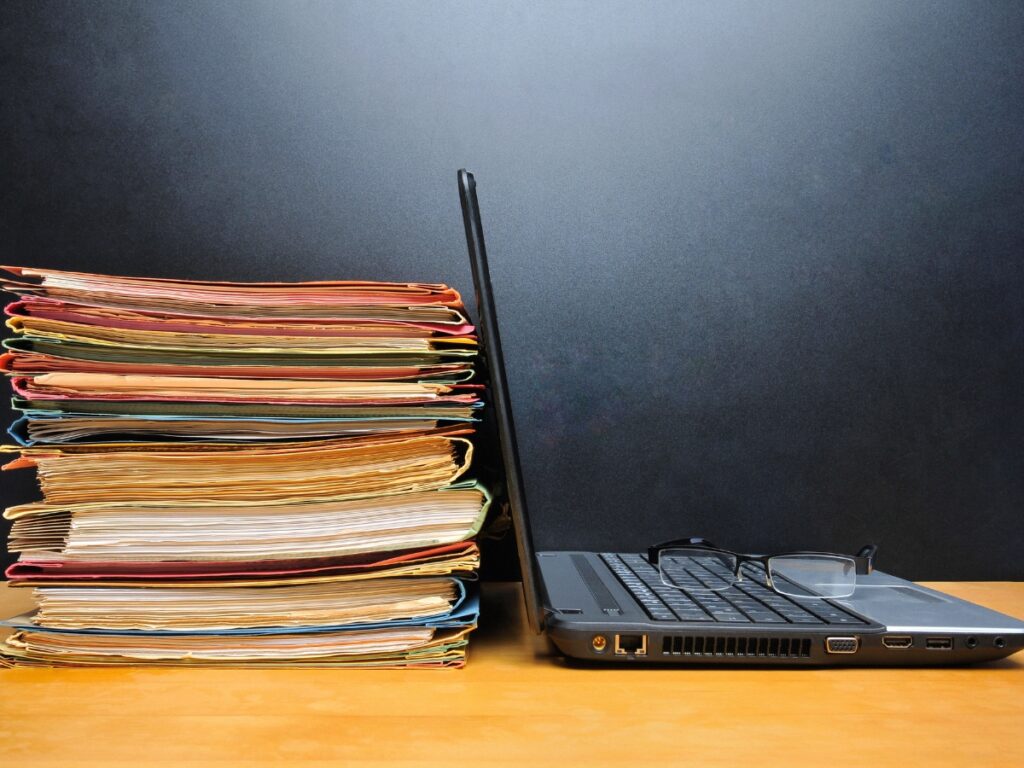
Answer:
[{"left": 538, "top": 551, "right": 1024, "bottom": 665}]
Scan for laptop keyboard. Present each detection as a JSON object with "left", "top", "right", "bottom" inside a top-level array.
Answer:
[{"left": 600, "top": 553, "right": 866, "bottom": 626}]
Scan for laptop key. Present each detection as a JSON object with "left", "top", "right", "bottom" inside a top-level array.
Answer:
[
  {"left": 641, "top": 604, "right": 675, "bottom": 619},
  {"left": 743, "top": 612, "right": 788, "bottom": 623},
  {"left": 811, "top": 609, "right": 865, "bottom": 624},
  {"left": 673, "top": 610, "right": 715, "bottom": 622},
  {"left": 824, "top": 614, "right": 865, "bottom": 625}
]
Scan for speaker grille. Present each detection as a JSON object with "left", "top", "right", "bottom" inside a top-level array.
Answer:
[{"left": 660, "top": 635, "right": 811, "bottom": 658}]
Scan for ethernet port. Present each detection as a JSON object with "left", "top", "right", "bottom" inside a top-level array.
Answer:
[{"left": 614, "top": 633, "right": 647, "bottom": 656}]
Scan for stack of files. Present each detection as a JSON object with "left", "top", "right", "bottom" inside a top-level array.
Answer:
[
  {"left": 2, "top": 266, "right": 480, "bottom": 445},
  {"left": 0, "top": 266, "right": 489, "bottom": 667}
]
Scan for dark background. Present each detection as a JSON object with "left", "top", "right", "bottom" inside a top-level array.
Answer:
[{"left": 1, "top": 1, "right": 1022, "bottom": 579}]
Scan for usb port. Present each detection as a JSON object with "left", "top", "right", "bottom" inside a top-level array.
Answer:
[
  {"left": 925, "top": 637, "right": 953, "bottom": 650},
  {"left": 882, "top": 635, "right": 913, "bottom": 649}
]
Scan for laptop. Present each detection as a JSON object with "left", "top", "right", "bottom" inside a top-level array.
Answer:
[{"left": 457, "top": 168, "right": 1024, "bottom": 665}]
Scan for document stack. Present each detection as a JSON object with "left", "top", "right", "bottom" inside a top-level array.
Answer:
[{"left": 0, "top": 266, "right": 488, "bottom": 667}]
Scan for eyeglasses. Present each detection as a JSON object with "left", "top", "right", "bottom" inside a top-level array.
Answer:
[{"left": 647, "top": 537, "right": 877, "bottom": 600}]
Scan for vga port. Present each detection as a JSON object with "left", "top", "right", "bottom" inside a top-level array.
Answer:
[{"left": 825, "top": 636, "right": 860, "bottom": 654}]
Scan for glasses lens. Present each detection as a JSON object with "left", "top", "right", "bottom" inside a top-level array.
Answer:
[
  {"left": 659, "top": 548, "right": 738, "bottom": 592},
  {"left": 768, "top": 555, "right": 856, "bottom": 599}
]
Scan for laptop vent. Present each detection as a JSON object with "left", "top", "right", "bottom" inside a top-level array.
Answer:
[{"left": 660, "top": 635, "right": 812, "bottom": 658}]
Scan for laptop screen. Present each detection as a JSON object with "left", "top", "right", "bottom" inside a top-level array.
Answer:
[{"left": 458, "top": 169, "right": 545, "bottom": 633}]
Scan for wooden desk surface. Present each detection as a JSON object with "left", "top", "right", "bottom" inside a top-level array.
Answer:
[{"left": 1, "top": 581, "right": 1022, "bottom": 767}]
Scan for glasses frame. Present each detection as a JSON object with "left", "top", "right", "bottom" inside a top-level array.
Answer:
[{"left": 647, "top": 537, "right": 877, "bottom": 598}]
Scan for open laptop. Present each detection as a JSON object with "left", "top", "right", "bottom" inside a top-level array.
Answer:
[{"left": 457, "top": 168, "right": 1024, "bottom": 665}]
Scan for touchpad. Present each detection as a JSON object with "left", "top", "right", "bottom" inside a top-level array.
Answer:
[
  {"left": 836, "top": 584, "right": 960, "bottom": 628},
  {"left": 845, "top": 585, "right": 949, "bottom": 604}
]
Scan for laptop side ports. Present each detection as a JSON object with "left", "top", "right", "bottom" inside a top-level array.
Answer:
[
  {"left": 825, "top": 636, "right": 860, "bottom": 654},
  {"left": 882, "top": 635, "right": 913, "bottom": 649}
]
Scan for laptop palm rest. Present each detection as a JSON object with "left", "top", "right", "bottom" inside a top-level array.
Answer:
[{"left": 836, "top": 574, "right": 1023, "bottom": 631}]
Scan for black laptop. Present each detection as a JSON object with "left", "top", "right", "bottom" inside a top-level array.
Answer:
[{"left": 458, "top": 168, "right": 1024, "bottom": 665}]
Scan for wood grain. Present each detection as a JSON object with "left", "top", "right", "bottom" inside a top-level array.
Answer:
[{"left": 1, "top": 581, "right": 1021, "bottom": 767}]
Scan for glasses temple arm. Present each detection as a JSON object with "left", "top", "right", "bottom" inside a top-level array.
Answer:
[{"left": 855, "top": 544, "right": 878, "bottom": 575}]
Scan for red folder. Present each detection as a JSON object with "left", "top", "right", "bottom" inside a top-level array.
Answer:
[{"left": 5, "top": 541, "right": 479, "bottom": 583}]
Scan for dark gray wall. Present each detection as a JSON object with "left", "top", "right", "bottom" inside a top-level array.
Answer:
[{"left": 2, "top": 1, "right": 1022, "bottom": 579}]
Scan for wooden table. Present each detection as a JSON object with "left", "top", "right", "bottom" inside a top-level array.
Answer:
[{"left": 1, "top": 581, "right": 1022, "bottom": 766}]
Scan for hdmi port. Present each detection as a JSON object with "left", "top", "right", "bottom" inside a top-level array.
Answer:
[
  {"left": 925, "top": 637, "right": 953, "bottom": 650},
  {"left": 882, "top": 635, "right": 913, "bottom": 649}
]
